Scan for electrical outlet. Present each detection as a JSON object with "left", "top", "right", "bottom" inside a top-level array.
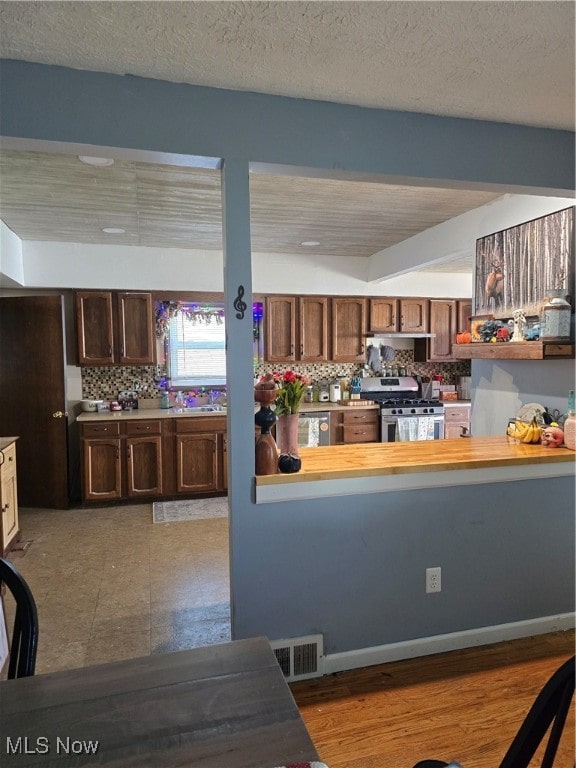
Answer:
[{"left": 426, "top": 566, "right": 441, "bottom": 593}]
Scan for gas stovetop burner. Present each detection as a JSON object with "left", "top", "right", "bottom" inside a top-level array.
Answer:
[
  {"left": 379, "top": 398, "right": 442, "bottom": 407},
  {"left": 359, "top": 376, "right": 444, "bottom": 415},
  {"left": 378, "top": 397, "right": 445, "bottom": 416}
]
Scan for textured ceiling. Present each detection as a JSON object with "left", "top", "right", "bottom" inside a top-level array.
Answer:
[{"left": 0, "top": 1, "right": 574, "bottom": 130}]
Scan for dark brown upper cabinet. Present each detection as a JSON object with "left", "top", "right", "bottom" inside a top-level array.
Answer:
[
  {"left": 264, "top": 296, "right": 329, "bottom": 363},
  {"left": 75, "top": 290, "right": 155, "bottom": 366},
  {"left": 369, "top": 297, "right": 429, "bottom": 334}
]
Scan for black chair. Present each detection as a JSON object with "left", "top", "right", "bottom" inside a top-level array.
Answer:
[
  {"left": 0, "top": 557, "right": 39, "bottom": 678},
  {"left": 413, "top": 654, "right": 575, "bottom": 768}
]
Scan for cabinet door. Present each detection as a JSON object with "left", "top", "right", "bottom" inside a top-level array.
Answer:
[
  {"left": 444, "top": 422, "right": 469, "bottom": 439},
  {"left": 1, "top": 443, "right": 19, "bottom": 554},
  {"left": 83, "top": 438, "right": 122, "bottom": 501},
  {"left": 299, "top": 297, "right": 329, "bottom": 361},
  {"left": 117, "top": 292, "right": 155, "bottom": 365},
  {"left": 331, "top": 298, "right": 366, "bottom": 362},
  {"left": 75, "top": 291, "right": 115, "bottom": 365},
  {"left": 369, "top": 298, "right": 398, "bottom": 333},
  {"left": 427, "top": 300, "right": 457, "bottom": 361},
  {"left": 457, "top": 300, "right": 472, "bottom": 333},
  {"left": 126, "top": 435, "right": 163, "bottom": 496},
  {"left": 400, "top": 299, "right": 428, "bottom": 333},
  {"left": 176, "top": 433, "right": 219, "bottom": 493},
  {"left": 265, "top": 296, "right": 297, "bottom": 362}
]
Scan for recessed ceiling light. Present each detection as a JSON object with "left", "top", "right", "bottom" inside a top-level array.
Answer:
[
  {"left": 78, "top": 155, "right": 114, "bottom": 166},
  {"left": 300, "top": 240, "right": 320, "bottom": 247},
  {"left": 101, "top": 227, "right": 126, "bottom": 234}
]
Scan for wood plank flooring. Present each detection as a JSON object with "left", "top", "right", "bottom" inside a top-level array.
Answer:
[{"left": 291, "top": 631, "right": 575, "bottom": 768}]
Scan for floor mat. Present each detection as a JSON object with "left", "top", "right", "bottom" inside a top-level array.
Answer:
[{"left": 152, "top": 497, "right": 228, "bottom": 523}]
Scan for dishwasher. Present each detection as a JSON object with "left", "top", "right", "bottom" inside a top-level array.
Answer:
[{"left": 297, "top": 411, "right": 331, "bottom": 447}]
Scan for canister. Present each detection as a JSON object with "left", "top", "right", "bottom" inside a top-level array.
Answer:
[
  {"left": 540, "top": 290, "right": 572, "bottom": 341},
  {"left": 329, "top": 381, "right": 341, "bottom": 402}
]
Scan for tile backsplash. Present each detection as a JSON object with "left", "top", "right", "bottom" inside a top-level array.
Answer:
[
  {"left": 81, "top": 365, "right": 164, "bottom": 400},
  {"left": 81, "top": 352, "right": 471, "bottom": 399}
]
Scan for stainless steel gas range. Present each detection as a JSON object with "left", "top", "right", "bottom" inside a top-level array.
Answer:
[{"left": 360, "top": 376, "right": 445, "bottom": 442}]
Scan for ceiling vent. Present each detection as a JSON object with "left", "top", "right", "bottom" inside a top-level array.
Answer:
[{"left": 270, "top": 634, "right": 324, "bottom": 682}]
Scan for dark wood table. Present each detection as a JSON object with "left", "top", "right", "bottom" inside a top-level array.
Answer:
[{"left": 0, "top": 637, "right": 319, "bottom": 767}]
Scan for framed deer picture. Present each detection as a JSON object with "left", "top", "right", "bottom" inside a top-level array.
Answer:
[{"left": 473, "top": 206, "right": 575, "bottom": 320}]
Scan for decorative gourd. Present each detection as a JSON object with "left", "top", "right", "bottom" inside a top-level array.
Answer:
[
  {"left": 278, "top": 453, "right": 302, "bottom": 473},
  {"left": 541, "top": 426, "right": 564, "bottom": 447},
  {"left": 456, "top": 332, "right": 472, "bottom": 344}
]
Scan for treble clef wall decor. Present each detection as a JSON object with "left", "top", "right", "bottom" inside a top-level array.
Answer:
[{"left": 233, "top": 285, "right": 247, "bottom": 319}]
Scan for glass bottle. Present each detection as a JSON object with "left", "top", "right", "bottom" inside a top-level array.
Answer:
[{"left": 563, "top": 389, "right": 576, "bottom": 450}]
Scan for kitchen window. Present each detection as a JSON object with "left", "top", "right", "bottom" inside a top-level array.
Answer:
[{"left": 167, "top": 303, "right": 226, "bottom": 387}]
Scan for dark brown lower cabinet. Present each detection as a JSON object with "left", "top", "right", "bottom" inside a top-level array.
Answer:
[
  {"left": 176, "top": 434, "right": 219, "bottom": 493},
  {"left": 126, "top": 436, "right": 163, "bottom": 497},
  {"left": 81, "top": 417, "right": 225, "bottom": 502},
  {"left": 332, "top": 408, "right": 380, "bottom": 445},
  {"left": 82, "top": 421, "right": 163, "bottom": 502},
  {"left": 82, "top": 439, "right": 122, "bottom": 501},
  {"left": 175, "top": 417, "right": 226, "bottom": 494}
]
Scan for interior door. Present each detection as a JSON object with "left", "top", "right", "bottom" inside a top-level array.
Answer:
[{"left": 0, "top": 295, "right": 69, "bottom": 508}]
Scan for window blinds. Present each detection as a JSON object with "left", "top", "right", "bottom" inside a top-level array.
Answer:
[{"left": 168, "top": 309, "right": 226, "bottom": 386}]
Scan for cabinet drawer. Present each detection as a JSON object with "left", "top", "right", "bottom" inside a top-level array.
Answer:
[
  {"left": 125, "top": 420, "right": 162, "bottom": 435},
  {"left": 341, "top": 409, "right": 378, "bottom": 425},
  {"left": 176, "top": 417, "right": 226, "bottom": 433},
  {"left": 342, "top": 424, "right": 380, "bottom": 443},
  {"left": 444, "top": 406, "right": 471, "bottom": 422},
  {"left": 82, "top": 422, "right": 121, "bottom": 437},
  {"left": 0, "top": 441, "right": 16, "bottom": 469}
]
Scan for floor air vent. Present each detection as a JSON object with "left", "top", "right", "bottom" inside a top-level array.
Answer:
[{"left": 270, "top": 634, "right": 324, "bottom": 681}]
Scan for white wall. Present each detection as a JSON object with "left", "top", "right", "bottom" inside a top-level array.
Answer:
[{"left": 16, "top": 239, "right": 471, "bottom": 296}]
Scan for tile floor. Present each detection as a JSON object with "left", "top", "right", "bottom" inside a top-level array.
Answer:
[{"left": 5, "top": 503, "right": 231, "bottom": 675}]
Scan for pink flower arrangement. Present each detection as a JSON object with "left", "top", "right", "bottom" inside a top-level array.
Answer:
[{"left": 260, "top": 370, "right": 311, "bottom": 415}]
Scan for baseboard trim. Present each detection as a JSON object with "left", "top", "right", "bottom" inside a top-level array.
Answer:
[{"left": 324, "top": 613, "right": 575, "bottom": 675}]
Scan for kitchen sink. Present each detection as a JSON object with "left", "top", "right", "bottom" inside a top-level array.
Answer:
[{"left": 171, "top": 405, "right": 226, "bottom": 413}]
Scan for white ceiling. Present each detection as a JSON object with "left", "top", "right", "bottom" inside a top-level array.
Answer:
[{"left": 0, "top": 1, "right": 573, "bottom": 274}]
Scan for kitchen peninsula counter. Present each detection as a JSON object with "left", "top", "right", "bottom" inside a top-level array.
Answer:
[{"left": 254, "top": 436, "right": 574, "bottom": 502}]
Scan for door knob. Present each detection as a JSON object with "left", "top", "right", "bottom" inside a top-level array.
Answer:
[{"left": 52, "top": 411, "right": 68, "bottom": 418}]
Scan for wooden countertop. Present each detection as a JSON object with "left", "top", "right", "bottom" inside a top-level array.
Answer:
[
  {"left": 255, "top": 436, "right": 574, "bottom": 502},
  {"left": 0, "top": 436, "right": 18, "bottom": 452},
  {"left": 76, "top": 401, "right": 379, "bottom": 421}
]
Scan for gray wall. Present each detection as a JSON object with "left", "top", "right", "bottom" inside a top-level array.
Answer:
[
  {"left": 1, "top": 60, "right": 574, "bottom": 658},
  {"left": 472, "top": 359, "right": 575, "bottom": 437},
  {"left": 234, "top": 479, "right": 574, "bottom": 653}
]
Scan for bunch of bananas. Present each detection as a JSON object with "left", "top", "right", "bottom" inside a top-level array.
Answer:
[{"left": 506, "top": 417, "right": 543, "bottom": 444}]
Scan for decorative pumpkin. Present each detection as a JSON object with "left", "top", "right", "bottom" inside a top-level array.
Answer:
[
  {"left": 278, "top": 453, "right": 302, "bottom": 473},
  {"left": 541, "top": 426, "right": 564, "bottom": 447},
  {"left": 456, "top": 331, "right": 472, "bottom": 344}
]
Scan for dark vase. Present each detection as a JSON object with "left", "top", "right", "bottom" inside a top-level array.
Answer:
[{"left": 254, "top": 403, "right": 278, "bottom": 475}]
